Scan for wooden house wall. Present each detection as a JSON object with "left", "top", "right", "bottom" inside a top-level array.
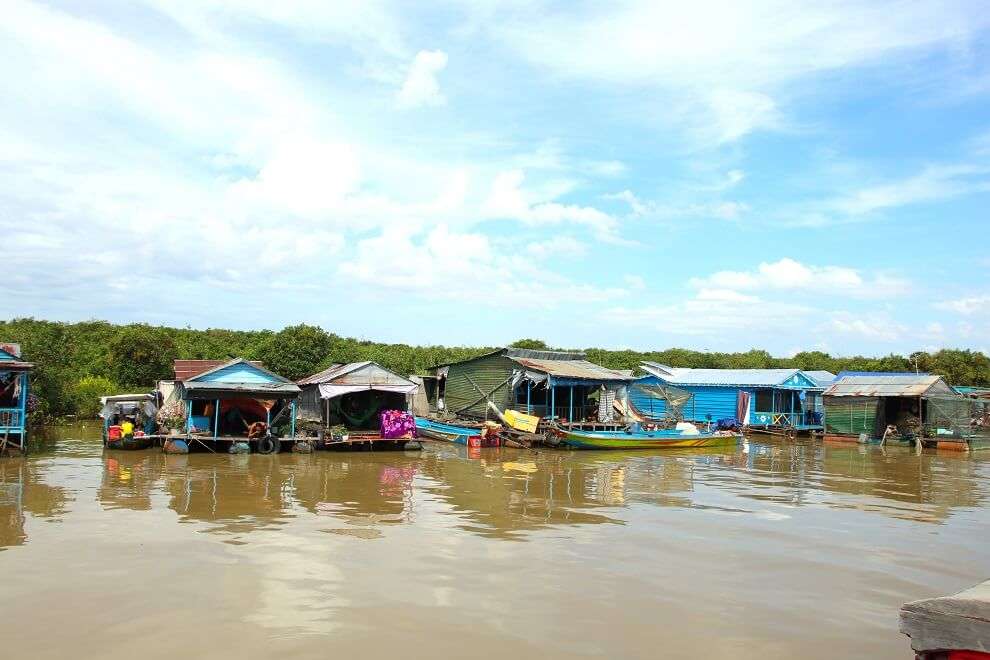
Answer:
[{"left": 632, "top": 376, "right": 748, "bottom": 422}]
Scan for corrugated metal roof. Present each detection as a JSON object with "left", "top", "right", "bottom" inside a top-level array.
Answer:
[
  {"left": 0, "top": 342, "right": 23, "bottom": 358},
  {"left": 433, "top": 347, "right": 587, "bottom": 369},
  {"left": 297, "top": 362, "right": 350, "bottom": 385},
  {"left": 510, "top": 357, "right": 632, "bottom": 381},
  {"left": 297, "top": 361, "right": 415, "bottom": 387},
  {"left": 174, "top": 359, "right": 265, "bottom": 381},
  {"left": 805, "top": 370, "right": 837, "bottom": 387},
  {"left": 824, "top": 375, "right": 948, "bottom": 397},
  {"left": 641, "top": 365, "right": 810, "bottom": 387}
]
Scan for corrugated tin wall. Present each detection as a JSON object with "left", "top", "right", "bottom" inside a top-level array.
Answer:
[{"left": 444, "top": 354, "right": 517, "bottom": 419}]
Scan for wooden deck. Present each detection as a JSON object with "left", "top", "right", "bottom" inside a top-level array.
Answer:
[{"left": 900, "top": 580, "right": 990, "bottom": 658}]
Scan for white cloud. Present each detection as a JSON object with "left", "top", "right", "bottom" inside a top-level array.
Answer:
[
  {"left": 492, "top": 1, "right": 988, "bottom": 144},
  {"left": 608, "top": 292, "right": 812, "bottom": 337},
  {"left": 935, "top": 295, "right": 990, "bottom": 315},
  {"left": 396, "top": 50, "right": 448, "bottom": 108},
  {"left": 830, "top": 313, "right": 905, "bottom": 342},
  {"left": 706, "top": 89, "right": 781, "bottom": 144},
  {"left": 623, "top": 275, "right": 646, "bottom": 291},
  {"left": 691, "top": 258, "right": 910, "bottom": 299},
  {"left": 525, "top": 236, "right": 588, "bottom": 259},
  {"left": 485, "top": 170, "right": 621, "bottom": 240},
  {"left": 606, "top": 189, "right": 748, "bottom": 222},
  {"left": 337, "top": 225, "right": 625, "bottom": 306},
  {"left": 832, "top": 164, "right": 990, "bottom": 216}
]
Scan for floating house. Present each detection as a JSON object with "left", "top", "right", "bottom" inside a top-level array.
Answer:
[
  {"left": 296, "top": 361, "right": 419, "bottom": 446},
  {"left": 170, "top": 358, "right": 300, "bottom": 448},
  {"left": 635, "top": 363, "right": 827, "bottom": 433},
  {"left": 0, "top": 342, "right": 33, "bottom": 452},
  {"left": 823, "top": 373, "right": 971, "bottom": 445},
  {"left": 429, "top": 348, "right": 633, "bottom": 425}
]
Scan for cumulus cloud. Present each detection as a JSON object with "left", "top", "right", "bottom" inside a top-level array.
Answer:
[
  {"left": 337, "top": 225, "right": 626, "bottom": 306},
  {"left": 396, "top": 50, "right": 449, "bottom": 108},
  {"left": 690, "top": 258, "right": 910, "bottom": 299}
]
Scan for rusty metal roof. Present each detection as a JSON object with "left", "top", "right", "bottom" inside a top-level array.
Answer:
[
  {"left": 0, "top": 360, "right": 33, "bottom": 371},
  {"left": 173, "top": 359, "right": 264, "bottom": 381},
  {"left": 297, "top": 361, "right": 415, "bottom": 387},
  {"left": 510, "top": 357, "right": 632, "bottom": 381},
  {"left": 824, "top": 374, "right": 953, "bottom": 398}
]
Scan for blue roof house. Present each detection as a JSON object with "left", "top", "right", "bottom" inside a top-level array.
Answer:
[
  {"left": 633, "top": 363, "right": 829, "bottom": 433},
  {"left": 174, "top": 358, "right": 301, "bottom": 450},
  {"left": 0, "top": 342, "right": 34, "bottom": 452}
]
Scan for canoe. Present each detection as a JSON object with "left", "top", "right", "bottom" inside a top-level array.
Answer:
[
  {"left": 414, "top": 418, "right": 480, "bottom": 445},
  {"left": 553, "top": 427, "right": 741, "bottom": 450}
]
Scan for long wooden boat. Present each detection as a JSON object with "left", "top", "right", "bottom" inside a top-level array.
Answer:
[
  {"left": 552, "top": 427, "right": 741, "bottom": 450},
  {"left": 414, "top": 417, "right": 489, "bottom": 445},
  {"left": 105, "top": 435, "right": 154, "bottom": 451}
]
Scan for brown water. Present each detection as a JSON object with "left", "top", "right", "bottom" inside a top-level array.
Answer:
[{"left": 1, "top": 424, "right": 987, "bottom": 659}]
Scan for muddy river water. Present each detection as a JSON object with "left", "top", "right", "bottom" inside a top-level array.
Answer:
[{"left": 0, "top": 423, "right": 987, "bottom": 659}]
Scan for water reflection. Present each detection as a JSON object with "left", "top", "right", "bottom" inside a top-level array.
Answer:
[
  {"left": 0, "top": 431, "right": 986, "bottom": 553},
  {"left": 0, "top": 458, "right": 70, "bottom": 549}
]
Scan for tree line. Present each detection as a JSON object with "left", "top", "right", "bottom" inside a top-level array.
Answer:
[{"left": 3, "top": 318, "right": 988, "bottom": 420}]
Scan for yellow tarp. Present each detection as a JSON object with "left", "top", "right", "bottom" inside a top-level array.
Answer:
[{"left": 504, "top": 409, "right": 540, "bottom": 433}]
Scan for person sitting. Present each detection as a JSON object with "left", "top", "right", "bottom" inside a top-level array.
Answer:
[
  {"left": 120, "top": 418, "right": 135, "bottom": 440},
  {"left": 247, "top": 421, "right": 268, "bottom": 439}
]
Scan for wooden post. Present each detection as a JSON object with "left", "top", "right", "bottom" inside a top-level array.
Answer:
[
  {"left": 527, "top": 381, "right": 531, "bottom": 414},
  {"left": 290, "top": 401, "right": 296, "bottom": 439},
  {"left": 186, "top": 400, "right": 192, "bottom": 433},
  {"left": 214, "top": 398, "right": 220, "bottom": 439},
  {"left": 569, "top": 385, "right": 574, "bottom": 422},
  {"left": 550, "top": 378, "right": 555, "bottom": 420}
]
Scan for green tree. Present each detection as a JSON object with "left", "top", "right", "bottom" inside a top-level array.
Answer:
[
  {"left": 510, "top": 338, "right": 550, "bottom": 350},
  {"left": 789, "top": 351, "right": 835, "bottom": 372},
  {"left": 253, "top": 324, "right": 335, "bottom": 381},
  {"left": 107, "top": 325, "right": 178, "bottom": 387}
]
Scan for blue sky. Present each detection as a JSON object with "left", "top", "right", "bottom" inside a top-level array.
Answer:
[{"left": 2, "top": 1, "right": 989, "bottom": 356}]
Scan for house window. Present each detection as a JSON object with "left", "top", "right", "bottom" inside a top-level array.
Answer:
[{"left": 755, "top": 389, "right": 774, "bottom": 411}]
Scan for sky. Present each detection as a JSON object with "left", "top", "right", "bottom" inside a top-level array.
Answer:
[{"left": 2, "top": 0, "right": 989, "bottom": 356}]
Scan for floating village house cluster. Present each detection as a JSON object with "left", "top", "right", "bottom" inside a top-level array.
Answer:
[{"left": 4, "top": 341, "right": 988, "bottom": 453}]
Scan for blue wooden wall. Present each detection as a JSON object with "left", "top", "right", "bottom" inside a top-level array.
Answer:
[{"left": 632, "top": 376, "right": 749, "bottom": 422}]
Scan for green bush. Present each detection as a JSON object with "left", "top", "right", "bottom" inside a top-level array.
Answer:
[{"left": 71, "top": 376, "right": 119, "bottom": 419}]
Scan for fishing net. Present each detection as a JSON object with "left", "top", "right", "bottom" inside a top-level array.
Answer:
[{"left": 630, "top": 383, "right": 692, "bottom": 421}]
